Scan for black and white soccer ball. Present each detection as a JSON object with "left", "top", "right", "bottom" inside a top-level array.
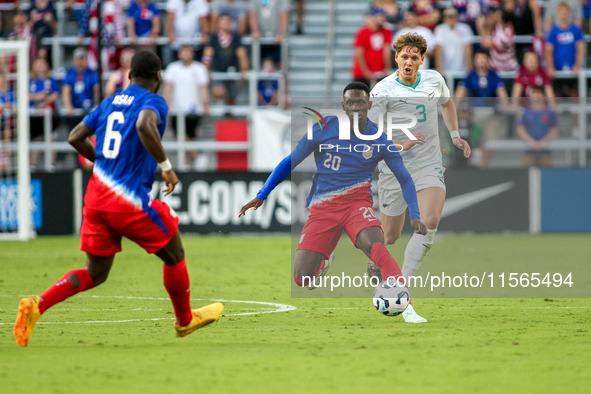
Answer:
[{"left": 372, "top": 279, "right": 410, "bottom": 316}]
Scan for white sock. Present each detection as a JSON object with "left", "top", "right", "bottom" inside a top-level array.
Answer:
[{"left": 402, "top": 229, "right": 437, "bottom": 280}]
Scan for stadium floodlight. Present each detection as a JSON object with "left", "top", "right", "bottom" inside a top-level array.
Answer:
[{"left": 0, "top": 40, "right": 33, "bottom": 240}]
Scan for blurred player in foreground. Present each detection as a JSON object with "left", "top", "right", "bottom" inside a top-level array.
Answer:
[
  {"left": 239, "top": 82, "right": 426, "bottom": 297},
  {"left": 368, "top": 33, "right": 471, "bottom": 323},
  {"left": 14, "top": 51, "right": 223, "bottom": 347}
]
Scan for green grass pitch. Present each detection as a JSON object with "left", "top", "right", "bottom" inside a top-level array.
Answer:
[{"left": 1, "top": 234, "right": 590, "bottom": 393}]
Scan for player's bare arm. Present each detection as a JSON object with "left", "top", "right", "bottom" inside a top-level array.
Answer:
[
  {"left": 441, "top": 99, "right": 471, "bottom": 158},
  {"left": 136, "top": 108, "right": 178, "bottom": 196},
  {"left": 68, "top": 121, "right": 96, "bottom": 163},
  {"left": 238, "top": 197, "right": 264, "bottom": 217}
]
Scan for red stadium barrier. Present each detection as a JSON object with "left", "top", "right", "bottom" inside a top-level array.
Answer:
[{"left": 215, "top": 120, "right": 249, "bottom": 171}]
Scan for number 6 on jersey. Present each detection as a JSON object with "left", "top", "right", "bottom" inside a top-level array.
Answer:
[{"left": 103, "top": 111, "right": 125, "bottom": 159}]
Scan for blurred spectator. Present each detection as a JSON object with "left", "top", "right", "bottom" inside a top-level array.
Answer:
[
  {"left": 162, "top": 45, "right": 209, "bottom": 170},
  {"left": 455, "top": 51, "right": 508, "bottom": 103},
  {"left": 477, "top": 7, "right": 518, "bottom": 72},
  {"left": 434, "top": 8, "right": 473, "bottom": 75},
  {"left": 452, "top": 0, "right": 487, "bottom": 33},
  {"left": 127, "top": 0, "right": 161, "bottom": 48},
  {"left": 211, "top": 0, "right": 248, "bottom": 35},
  {"left": 447, "top": 101, "right": 488, "bottom": 168},
  {"left": 395, "top": 10, "right": 436, "bottom": 69},
  {"left": 249, "top": 0, "right": 289, "bottom": 67},
  {"left": 3, "top": 11, "right": 34, "bottom": 74},
  {"left": 29, "top": 57, "right": 58, "bottom": 171},
  {"left": 65, "top": 0, "right": 85, "bottom": 25},
  {"left": 27, "top": 0, "right": 57, "bottom": 63},
  {"left": 0, "top": 1, "right": 21, "bottom": 38},
  {"left": 544, "top": 0, "right": 582, "bottom": 33},
  {"left": 517, "top": 86, "right": 559, "bottom": 167},
  {"left": 410, "top": 0, "right": 441, "bottom": 31},
  {"left": 294, "top": 0, "right": 305, "bottom": 35},
  {"left": 455, "top": 51, "right": 509, "bottom": 140},
  {"left": 504, "top": 0, "right": 542, "bottom": 37},
  {"left": 370, "top": 0, "right": 404, "bottom": 33},
  {"left": 29, "top": 57, "right": 59, "bottom": 110},
  {"left": 503, "top": 0, "right": 542, "bottom": 63},
  {"left": 203, "top": 13, "right": 249, "bottom": 106},
  {"left": 8, "top": 10, "right": 32, "bottom": 41},
  {"left": 545, "top": 2, "right": 584, "bottom": 97},
  {"left": 78, "top": 0, "right": 126, "bottom": 71},
  {"left": 352, "top": 9, "right": 392, "bottom": 88},
  {"left": 0, "top": 73, "right": 15, "bottom": 172},
  {"left": 258, "top": 58, "right": 279, "bottom": 106},
  {"left": 166, "top": 0, "right": 210, "bottom": 59},
  {"left": 105, "top": 47, "right": 135, "bottom": 97},
  {"left": 512, "top": 51, "right": 554, "bottom": 101},
  {"left": 62, "top": 48, "right": 99, "bottom": 130}
]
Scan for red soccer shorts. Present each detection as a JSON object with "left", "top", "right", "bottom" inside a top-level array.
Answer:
[
  {"left": 80, "top": 199, "right": 179, "bottom": 257},
  {"left": 297, "top": 196, "right": 382, "bottom": 259}
]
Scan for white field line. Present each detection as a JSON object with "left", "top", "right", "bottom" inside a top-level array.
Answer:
[{"left": 0, "top": 295, "right": 297, "bottom": 325}]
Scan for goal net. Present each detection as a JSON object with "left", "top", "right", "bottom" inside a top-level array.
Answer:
[{"left": 0, "top": 40, "right": 33, "bottom": 240}]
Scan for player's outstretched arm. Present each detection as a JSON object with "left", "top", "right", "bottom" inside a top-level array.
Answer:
[
  {"left": 239, "top": 126, "right": 318, "bottom": 218},
  {"left": 136, "top": 108, "right": 178, "bottom": 196},
  {"left": 68, "top": 122, "right": 96, "bottom": 163},
  {"left": 238, "top": 198, "right": 263, "bottom": 217},
  {"left": 238, "top": 154, "right": 292, "bottom": 217},
  {"left": 441, "top": 99, "right": 471, "bottom": 159}
]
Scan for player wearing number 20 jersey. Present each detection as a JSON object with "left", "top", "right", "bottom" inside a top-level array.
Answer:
[
  {"left": 239, "top": 83, "right": 427, "bottom": 293},
  {"left": 83, "top": 84, "right": 168, "bottom": 213}
]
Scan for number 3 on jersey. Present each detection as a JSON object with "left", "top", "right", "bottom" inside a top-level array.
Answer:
[
  {"left": 102, "top": 111, "right": 125, "bottom": 159},
  {"left": 323, "top": 153, "right": 341, "bottom": 171}
]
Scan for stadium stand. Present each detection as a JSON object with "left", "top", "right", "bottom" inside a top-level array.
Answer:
[{"left": 0, "top": 0, "right": 589, "bottom": 171}]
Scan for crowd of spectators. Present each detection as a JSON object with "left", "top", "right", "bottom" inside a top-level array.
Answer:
[
  {"left": 0, "top": 0, "right": 289, "bottom": 171},
  {"left": 355, "top": 0, "right": 587, "bottom": 90},
  {"left": 353, "top": 0, "right": 590, "bottom": 168}
]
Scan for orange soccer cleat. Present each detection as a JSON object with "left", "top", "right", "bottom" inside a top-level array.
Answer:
[
  {"left": 174, "top": 302, "right": 224, "bottom": 338},
  {"left": 14, "top": 296, "right": 41, "bottom": 347}
]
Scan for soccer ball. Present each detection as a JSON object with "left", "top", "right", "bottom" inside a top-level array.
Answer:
[{"left": 372, "top": 279, "right": 410, "bottom": 316}]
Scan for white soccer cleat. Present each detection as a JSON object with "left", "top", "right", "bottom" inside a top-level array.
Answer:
[
  {"left": 402, "top": 303, "right": 427, "bottom": 323},
  {"left": 308, "top": 252, "right": 335, "bottom": 290}
]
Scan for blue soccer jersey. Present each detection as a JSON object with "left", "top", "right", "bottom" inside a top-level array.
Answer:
[
  {"left": 82, "top": 84, "right": 168, "bottom": 212},
  {"left": 64, "top": 67, "right": 99, "bottom": 110},
  {"left": 257, "top": 116, "right": 420, "bottom": 219},
  {"left": 127, "top": 1, "right": 160, "bottom": 37},
  {"left": 29, "top": 77, "right": 59, "bottom": 108},
  {"left": 546, "top": 24, "right": 584, "bottom": 70}
]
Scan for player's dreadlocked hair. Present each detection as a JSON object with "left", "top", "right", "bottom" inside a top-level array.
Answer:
[
  {"left": 130, "top": 50, "right": 162, "bottom": 80},
  {"left": 393, "top": 33, "right": 428, "bottom": 56},
  {"left": 343, "top": 82, "right": 370, "bottom": 97}
]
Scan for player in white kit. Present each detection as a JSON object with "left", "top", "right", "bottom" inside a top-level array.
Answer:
[{"left": 368, "top": 33, "right": 471, "bottom": 323}]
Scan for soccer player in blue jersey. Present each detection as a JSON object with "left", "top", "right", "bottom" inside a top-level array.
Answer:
[
  {"left": 14, "top": 51, "right": 223, "bottom": 347},
  {"left": 239, "top": 82, "right": 426, "bottom": 293}
]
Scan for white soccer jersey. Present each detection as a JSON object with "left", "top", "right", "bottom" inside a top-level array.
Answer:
[{"left": 369, "top": 69, "right": 450, "bottom": 177}]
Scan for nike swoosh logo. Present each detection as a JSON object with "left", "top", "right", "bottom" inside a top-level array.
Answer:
[{"left": 441, "top": 181, "right": 515, "bottom": 218}]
